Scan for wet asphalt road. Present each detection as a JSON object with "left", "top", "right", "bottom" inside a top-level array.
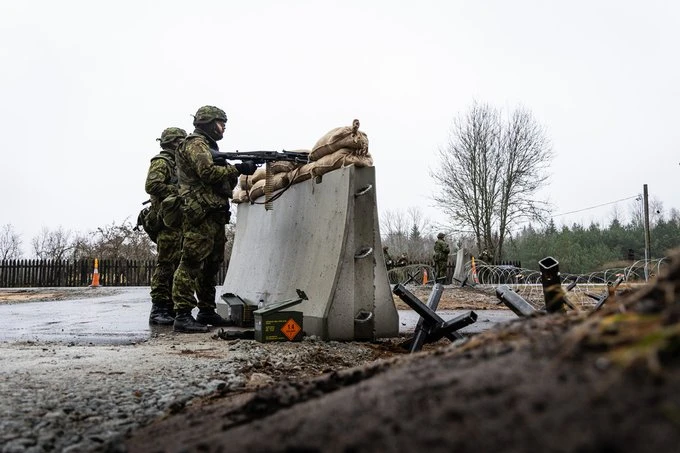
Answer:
[{"left": 0, "top": 287, "right": 516, "bottom": 345}]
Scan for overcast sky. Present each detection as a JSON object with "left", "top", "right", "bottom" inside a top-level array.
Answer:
[{"left": 1, "top": 0, "right": 678, "bottom": 256}]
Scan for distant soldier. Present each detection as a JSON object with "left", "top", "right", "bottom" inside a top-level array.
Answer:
[
  {"left": 145, "top": 127, "right": 187, "bottom": 325},
  {"left": 479, "top": 249, "right": 492, "bottom": 263},
  {"left": 397, "top": 253, "right": 409, "bottom": 267},
  {"left": 383, "top": 246, "right": 394, "bottom": 270},
  {"left": 433, "top": 232, "right": 450, "bottom": 282},
  {"left": 172, "top": 105, "right": 257, "bottom": 333}
]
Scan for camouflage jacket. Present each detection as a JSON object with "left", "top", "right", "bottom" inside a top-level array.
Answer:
[
  {"left": 433, "top": 239, "right": 450, "bottom": 261},
  {"left": 145, "top": 149, "right": 178, "bottom": 209},
  {"left": 175, "top": 129, "right": 239, "bottom": 211}
]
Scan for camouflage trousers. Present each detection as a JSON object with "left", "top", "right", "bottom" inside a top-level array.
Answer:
[
  {"left": 150, "top": 227, "right": 182, "bottom": 307},
  {"left": 172, "top": 212, "right": 226, "bottom": 312},
  {"left": 434, "top": 260, "right": 448, "bottom": 282}
]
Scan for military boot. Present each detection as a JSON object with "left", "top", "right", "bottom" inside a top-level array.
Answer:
[
  {"left": 149, "top": 304, "right": 175, "bottom": 326},
  {"left": 196, "top": 308, "right": 233, "bottom": 327},
  {"left": 173, "top": 310, "right": 209, "bottom": 333}
]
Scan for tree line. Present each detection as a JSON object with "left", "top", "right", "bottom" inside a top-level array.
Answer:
[
  {"left": 378, "top": 204, "right": 678, "bottom": 274},
  {"left": 0, "top": 219, "right": 237, "bottom": 262},
  {"left": 506, "top": 214, "right": 678, "bottom": 274}
]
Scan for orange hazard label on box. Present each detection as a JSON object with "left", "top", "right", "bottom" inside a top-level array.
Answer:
[{"left": 281, "top": 318, "right": 301, "bottom": 341}]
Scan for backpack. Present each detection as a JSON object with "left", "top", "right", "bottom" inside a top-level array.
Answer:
[{"left": 135, "top": 204, "right": 163, "bottom": 243}]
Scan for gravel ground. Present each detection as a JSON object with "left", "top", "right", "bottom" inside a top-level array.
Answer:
[
  {"left": 0, "top": 283, "right": 615, "bottom": 452},
  {"left": 0, "top": 330, "right": 401, "bottom": 453}
]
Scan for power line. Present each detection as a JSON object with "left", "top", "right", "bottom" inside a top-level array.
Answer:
[{"left": 553, "top": 195, "right": 639, "bottom": 217}]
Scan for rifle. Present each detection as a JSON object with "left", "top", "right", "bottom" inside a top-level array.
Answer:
[
  {"left": 210, "top": 150, "right": 310, "bottom": 210},
  {"left": 210, "top": 150, "right": 309, "bottom": 166}
]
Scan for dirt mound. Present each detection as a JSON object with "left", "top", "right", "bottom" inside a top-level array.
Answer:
[{"left": 122, "top": 257, "right": 680, "bottom": 453}]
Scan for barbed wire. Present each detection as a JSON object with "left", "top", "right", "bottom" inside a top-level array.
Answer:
[{"left": 388, "top": 258, "right": 669, "bottom": 307}]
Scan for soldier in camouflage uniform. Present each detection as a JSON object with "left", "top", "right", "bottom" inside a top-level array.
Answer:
[
  {"left": 172, "top": 105, "right": 257, "bottom": 333},
  {"left": 145, "top": 127, "right": 187, "bottom": 325},
  {"left": 433, "top": 232, "right": 451, "bottom": 282}
]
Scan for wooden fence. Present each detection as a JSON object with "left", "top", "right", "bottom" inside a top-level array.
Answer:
[
  {"left": 1, "top": 258, "right": 520, "bottom": 288},
  {"left": 0, "top": 259, "right": 229, "bottom": 288}
]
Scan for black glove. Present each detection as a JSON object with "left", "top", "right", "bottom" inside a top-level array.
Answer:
[{"left": 235, "top": 161, "right": 257, "bottom": 175}]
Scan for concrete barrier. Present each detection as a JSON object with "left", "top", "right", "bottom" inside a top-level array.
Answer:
[{"left": 218, "top": 165, "right": 399, "bottom": 340}]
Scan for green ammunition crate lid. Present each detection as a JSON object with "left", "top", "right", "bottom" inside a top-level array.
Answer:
[{"left": 253, "top": 297, "right": 304, "bottom": 315}]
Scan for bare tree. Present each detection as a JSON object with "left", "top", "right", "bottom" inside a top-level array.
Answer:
[
  {"left": 629, "top": 195, "right": 664, "bottom": 229},
  {"left": 380, "top": 207, "right": 439, "bottom": 261},
  {"left": 432, "top": 102, "right": 552, "bottom": 260},
  {"left": 380, "top": 209, "right": 409, "bottom": 255},
  {"left": 32, "top": 226, "right": 75, "bottom": 260},
  {"left": 0, "top": 224, "right": 23, "bottom": 260},
  {"left": 405, "top": 207, "right": 436, "bottom": 260},
  {"left": 76, "top": 219, "right": 156, "bottom": 261},
  {"left": 650, "top": 199, "right": 665, "bottom": 227},
  {"left": 669, "top": 207, "right": 680, "bottom": 225},
  {"left": 608, "top": 204, "right": 624, "bottom": 226}
]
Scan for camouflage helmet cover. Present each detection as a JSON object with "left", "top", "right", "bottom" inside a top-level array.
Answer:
[
  {"left": 437, "top": 232, "right": 446, "bottom": 239},
  {"left": 158, "top": 127, "right": 187, "bottom": 145},
  {"left": 193, "top": 105, "right": 227, "bottom": 126}
]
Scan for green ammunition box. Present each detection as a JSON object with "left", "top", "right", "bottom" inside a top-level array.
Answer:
[
  {"left": 221, "top": 293, "right": 257, "bottom": 327},
  {"left": 254, "top": 297, "right": 305, "bottom": 343},
  {"left": 254, "top": 311, "right": 303, "bottom": 343}
]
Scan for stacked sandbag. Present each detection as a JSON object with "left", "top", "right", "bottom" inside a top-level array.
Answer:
[
  {"left": 307, "top": 119, "right": 372, "bottom": 178},
  {"left": 311, "top": 148, "right": 374, "bottom": 178},
  {"left": 232, "top": 188, "right": 250, "bottom": 204},
  {"left": 234, "top": 150, "right": 311, "bottom": 203},
  {"left": 233, "top": 121, "right": 375, "bottom": 203},
  {"left": 248, "top": 172, "right": 291, "bottom": 200},
  {"left": 310, "top": 119, "right": 369, "bottom": 161},
  {"left": 288, "top": 162, "right": 316, "bottom": 184},
  {"left": 231, "top": 173, "right": 257, "bottom": 204}
]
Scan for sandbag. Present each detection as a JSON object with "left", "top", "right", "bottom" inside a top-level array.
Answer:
[
  {"left": 342, "top": 151, "right": 373, "bottom": 168},
  {"left": 238, "top": 174, "right": 254, "bottom": 192},
  {"left": 288, "top": 162, "right": 315, "bottom": 184},
  {"left": 248, "top": 173, "right": 290, "bottom": 201},
  {"left": 311, "top": 149, "right": 374, "bottom": 178},
  {"left": 250, "top": 166, "right": 267, "bottom": 184},
  {"left": 231, "top": 189, "right": 249, "bottom": 204},
  {"left": 310, "top": 151, "right": 345, "bottom": 177},
  {"left": 269, "top": 161, "right": 299, "bottom": 174},
  {"left": 270, "top": 149, "right": 310, "bottom": 173},
  {"left": 310, "top": 119, "right": 369, "bottom": 161}
]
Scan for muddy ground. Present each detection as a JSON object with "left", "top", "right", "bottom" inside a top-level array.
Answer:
[
  {"left": 1, "top": 275, "right": 678, "bottom": 453},
  {"left": 120, "top": 271, "right": 679, "bottom": 453}
]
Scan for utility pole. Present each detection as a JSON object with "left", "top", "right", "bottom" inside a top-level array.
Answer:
[{"left": 643, "top": 184, "right": 651, "bottom": 281}]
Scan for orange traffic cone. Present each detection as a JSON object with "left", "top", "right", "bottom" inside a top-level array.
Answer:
[
  {"left": 89, "top": 258, "right": 101, "bottom": 287},
  {"left": 422, "top": 267, "right": 429, "bottom": 285},
  {"left": 471, "top": 257, "right": 479, "bottom": 284}
]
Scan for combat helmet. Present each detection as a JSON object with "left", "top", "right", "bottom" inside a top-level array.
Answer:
[
  {"left": 193, "top": 105, "right": 227, "bottom": 126},
  {"left": 157, "top": 127, "right": 187, "bottom": 146},
  {"left": 437, "top": 232, "right": 446, "bottom": 239}
]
